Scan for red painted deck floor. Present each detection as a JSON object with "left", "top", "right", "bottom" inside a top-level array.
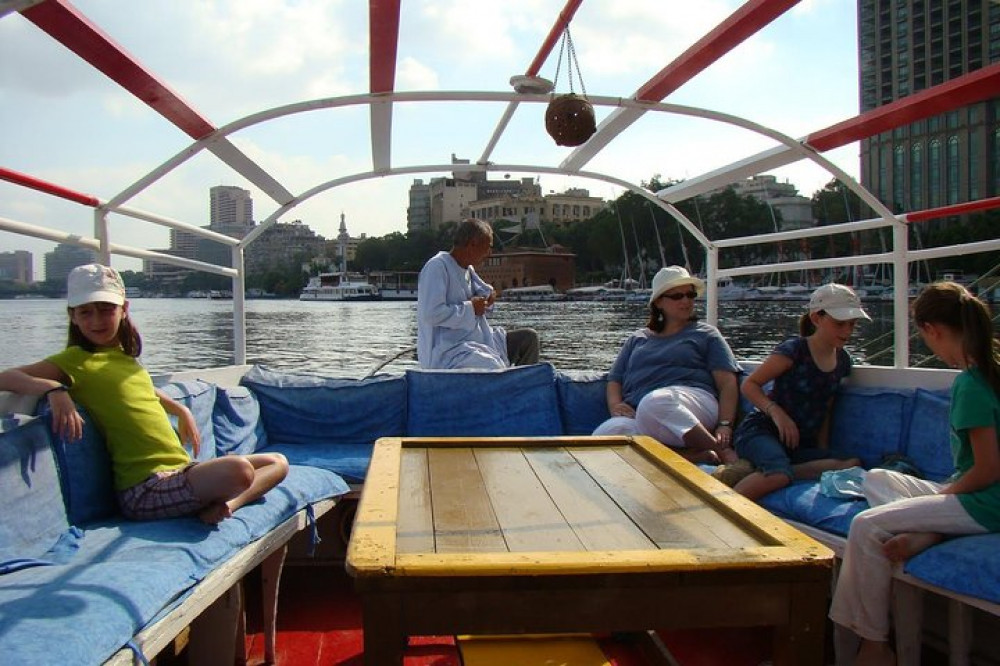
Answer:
[{"left": 239, "top": 565, "right": 786, "bottom": 666}]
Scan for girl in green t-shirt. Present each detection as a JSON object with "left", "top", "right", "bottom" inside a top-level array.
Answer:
[
  {"left": 0, "top": 264, "right": 288, "bottom": 525},
  {"left": 829, "top": 281, "right": 1000, "bottom": 666}
]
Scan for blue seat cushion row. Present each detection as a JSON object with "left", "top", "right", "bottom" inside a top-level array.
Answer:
[
  {"left": 405, "top": 363, "right": 562, "bottom": 437},
  {"left": 905, "top": 533, "right": 1000, "bottom": 604},
  {"left": 0, "top": 463, "right": 347, "bottom": 665},
  {"left": 242, "top": 365, "right": 407, "bottom": 446}
]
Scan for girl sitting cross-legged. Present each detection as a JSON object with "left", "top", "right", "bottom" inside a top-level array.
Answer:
[
  {"left": 727, "top": 283, "right": 865, "bottom": 499},
  {"left": 0, "top": 263, "right": 288, "bottom": 525}
]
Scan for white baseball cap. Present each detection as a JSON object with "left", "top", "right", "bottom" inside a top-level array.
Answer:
[
  {"left": 808, "top": 283, "right": 871, "bottom": 321},
  {"left": 649, "top": 266, "right": 705, "bottom": 305},
  {"left": 67, "top": 264, "right": 126, "bottom": 307}
]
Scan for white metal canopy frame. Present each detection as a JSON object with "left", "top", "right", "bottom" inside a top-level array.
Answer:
[{"left": 1, "top": 0, "right": 998, "bottom": 369}]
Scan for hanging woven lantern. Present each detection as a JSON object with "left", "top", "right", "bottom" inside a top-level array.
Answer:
[{"left": 545, "top": 93, "right": 596, "bottom": 147}]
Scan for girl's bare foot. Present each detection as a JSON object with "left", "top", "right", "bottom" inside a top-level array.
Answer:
[
  {"left": 883, "top": 532, "right": 943, "bottom": 563},
  {"left": 198, "top": 501, "right": 233, "bottom": 525}
]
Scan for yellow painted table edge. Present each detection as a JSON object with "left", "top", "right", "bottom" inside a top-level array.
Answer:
[{"left": 346, "top": 436, "right": 835, "bottom": 578}]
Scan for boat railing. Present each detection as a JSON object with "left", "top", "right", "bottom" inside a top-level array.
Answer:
[{"left": 703, "top": 196, "right": 1000, "bottom": 368}]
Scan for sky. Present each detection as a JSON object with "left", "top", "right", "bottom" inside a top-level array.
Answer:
[{"left": 0, "top": 0, "right": 861, "bottom": 280}]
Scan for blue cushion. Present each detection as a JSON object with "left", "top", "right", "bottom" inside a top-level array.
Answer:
[
  {"left": 905, "top": 533, "right": 1000, "bottom": 604},
  {"left": 0, "top": 462, "right": 347, "bottom": 665},
  {"left": 263, "top": 441, "right": 372, "bottom": 484},
  {"left": 829, "top": 387, "right": 910, "bottom": 467},
  {"left": 903, "top": 389, "right": 954, "bottom": 482},
  {"left": 757, "top": 481, "right": 870, "bottom": 537},
  {"left": 241, "top": 365, "right": 406, "bottom": 446},
  {"left": 406, "top": 363, "right": 562, "bottom": 437},
  {"left": 46, "top": 407, "right": 119, "bottom": 525},
  {"left": 555, "top": 370, "right": 608, "bottom": 435},
  {"left": 213, "top": 385, "right": 268, "bottom": 456},
  {"left": 159, "top": 380, "right": 217, "bottom": 461},
  {"left": 0, "top": 415, "right": 73, "bottom": 569}
]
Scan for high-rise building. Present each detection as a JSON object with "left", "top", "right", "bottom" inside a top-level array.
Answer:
[
  {"left": 210, "top": 185, "right": 254, "bottom": 229},
  {"left": 407, "top": 179, "right": 431, "bottom": 232},
  {"left": 0, "top": 250, "right": 32, "bottom": 283},
  {"left": 44, "top": 244, "right": 97, "bottom": 284},
  {"left": 858, "top": 0, "right": 999, "bottom": 217}
]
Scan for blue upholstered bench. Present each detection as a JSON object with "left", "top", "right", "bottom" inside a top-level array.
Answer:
[{"left": 0, "top": 377, "right": 348, "bottom": 665}]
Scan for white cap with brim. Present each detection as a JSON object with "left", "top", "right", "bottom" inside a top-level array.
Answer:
[
  {"left": 808, "top": 283, "right": 871, "bottom": 322},
  {"left": 649, "top": 266, "right": 705, "bottom": 305},
  {"left": 67, "top": 264, "right": 126, "bottom": 307}
]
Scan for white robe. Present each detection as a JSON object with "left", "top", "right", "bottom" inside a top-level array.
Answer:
[{"left": 416, "top": 251, "right": 508, "bottom": 369}]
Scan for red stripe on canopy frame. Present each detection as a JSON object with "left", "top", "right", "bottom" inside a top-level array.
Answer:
[
  {"left": 905, "top": 196, "right": 1000, "bottom": 224},
  {"left": 634, "top": 0, "right": 799, "bottom": 102},
  {"left": 21, "top": 0, "right": 216, "bottom": 140},
  {"left": 370, "top": 0, "right": 401, "bottom": 94},
  {"left": 0, "top": 167, "right": 100, "bottom": 207},
  {"left": 807, "top": 64, "right": 1000, "bottom": 152},
  {"left": 525, "top": 0, "right": 584, "bottom": 77}
]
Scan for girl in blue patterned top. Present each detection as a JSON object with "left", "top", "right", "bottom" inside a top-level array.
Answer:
[
  {"left": 729, "top": 283, "right": 866, "bottom": 499},
  {"left": 829, "top": 282, "right": 1000, "bottom": 666}
]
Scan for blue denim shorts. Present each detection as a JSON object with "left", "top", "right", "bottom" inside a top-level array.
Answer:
[{"left": 735, "top": 431, "right": 837, "bottom": 480}]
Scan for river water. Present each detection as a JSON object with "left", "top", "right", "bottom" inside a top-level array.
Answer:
[{"left": 0, "top": 297, "right": 923, "bottom": 377}]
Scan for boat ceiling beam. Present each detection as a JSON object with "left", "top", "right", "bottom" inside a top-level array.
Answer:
[
  {"left": 20, "top": 0, "right": 295, "bottom": 206},
  {"left": 559, "top": 0, "right": 799, "bottom": 172},
  {"left": 659, "top": 62, "right": 1000, "bottom": 202},
  {"left": 369, "top": 0, "right": 401, "bottom": 172},
  {"left": 478, "top": 0, "right": 583, "bottom": 166}
]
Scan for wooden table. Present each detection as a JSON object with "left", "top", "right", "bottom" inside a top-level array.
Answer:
[{"left": 346, "top": 436, "right": 833, "bottom": 665}]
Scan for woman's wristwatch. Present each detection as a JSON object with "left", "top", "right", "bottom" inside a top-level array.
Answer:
[{"left": 717, "top": 420, "right": 732, "bottom": 428}]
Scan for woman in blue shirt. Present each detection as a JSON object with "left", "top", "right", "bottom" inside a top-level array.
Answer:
[{"left": 593, "top": 266, "right": 741, "bottom": 464}]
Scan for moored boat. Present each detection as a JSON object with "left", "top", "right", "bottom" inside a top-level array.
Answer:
[
  {"left": 299, "top": 272, "right": 381, "bottom": 301},
  {"left": 500, "top": 284, "right": 565, "bottom": 301}
]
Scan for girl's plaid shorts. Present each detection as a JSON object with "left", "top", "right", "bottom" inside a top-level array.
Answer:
[{"left": 118, "top": 463, "right": 202, "bottom": 520}]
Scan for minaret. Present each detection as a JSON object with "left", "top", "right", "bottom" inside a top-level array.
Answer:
[{"left": 337, "top": 212, "right": 349, "bottom": 274}]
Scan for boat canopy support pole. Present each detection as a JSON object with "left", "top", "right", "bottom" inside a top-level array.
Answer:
[
  {"left": 94, "top": 209, "right": 110, "bottom": 265},
  {"left": 892, "top": 223, "right": 909, "bottom": 368},
  {"left": 231, "top": 246, "right": 247, "bottom": 366},
  {"left": 705, "top": 248, "right": 719, "bottom": 327}
]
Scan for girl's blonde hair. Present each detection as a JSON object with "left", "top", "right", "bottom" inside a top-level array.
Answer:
[{"left": 912, "top": 281, "right": 1000, "bottom": 396}]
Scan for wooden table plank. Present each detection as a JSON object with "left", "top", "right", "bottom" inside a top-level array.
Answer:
[
  {"left": 523, "top": 447, "right": 654, "bottom": 551},
  {"left": 570, "top": 446, "right": 760, "bottom": 550},
  {"left": 618, "top": 445, "right": 766, "bottom": 547},
  {"left": 475, "top": 448, "right": 585, "bottom": 552},
  {"left": 427, "top": 447, "right": 506, "bottom": 553},
  {"left": 397, "top": 447, "right": 434, "bottom": 554}
]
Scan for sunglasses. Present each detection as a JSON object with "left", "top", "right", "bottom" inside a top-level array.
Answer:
[{"left": 661, "top": 291, "right": 698, "bottom": 301}]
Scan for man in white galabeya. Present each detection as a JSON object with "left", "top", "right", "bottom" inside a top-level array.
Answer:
[{"left": 417, "top": 218, "right": 539, "bottom": 369}]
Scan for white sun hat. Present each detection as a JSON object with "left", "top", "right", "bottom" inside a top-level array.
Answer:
[
  {"left": 649, "top": 266, "right": 705, "bottom": 305},
  {"left": 67, "top": 264, "right": 126, "bottom": 307},
  {"left": 808, "top": 283, "right": 871, "bottom": 321}
]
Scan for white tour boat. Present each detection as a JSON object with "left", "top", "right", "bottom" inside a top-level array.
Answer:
[{"left": 299, "top": 272, "right": 381, "bottom": 301}]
